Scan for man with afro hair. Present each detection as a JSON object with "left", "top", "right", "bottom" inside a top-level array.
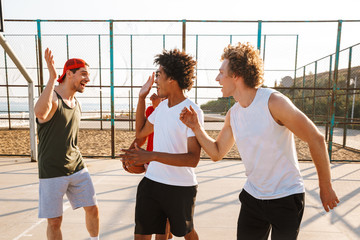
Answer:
[{"left": 121, "top": 49, "right": 204, "bottom": 240}]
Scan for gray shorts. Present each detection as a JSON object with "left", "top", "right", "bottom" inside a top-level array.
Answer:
[{"left": 38, "top": 168, "right": 97, "bottom": 218}]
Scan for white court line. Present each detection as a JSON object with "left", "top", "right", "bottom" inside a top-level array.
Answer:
[
  {"left": 12, "top": 219, "right": 45, "bottom": 240},
  {"left": 12, "top": 202, "right": 72, "bottom": 240},
  {"left": 13, "top": 174, "right": 105, "bottom": 240}
]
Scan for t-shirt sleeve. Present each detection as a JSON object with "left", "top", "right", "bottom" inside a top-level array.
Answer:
[
  {"left": 147, "top": 105, "right": 157, "bottom": 125},
  {"left": 187, "top": 105, "right": 204, "bottom": 138}
]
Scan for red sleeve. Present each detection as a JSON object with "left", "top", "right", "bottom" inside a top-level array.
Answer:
[
  {"left": 145, "top": 106, "right": 155, "bottom": 118},
  {"left": 145, "top": 106, "right": 155, "bottom": 152}
]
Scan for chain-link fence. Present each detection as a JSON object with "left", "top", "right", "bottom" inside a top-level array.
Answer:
[
  {"left": 1, "top": 19, "right": 359, "bottom": 160},
  {"left": 278, "top": 42, "right": 360, "bottom": 161}
]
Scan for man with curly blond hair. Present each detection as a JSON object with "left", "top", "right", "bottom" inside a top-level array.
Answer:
[
  {"left": 121, "top": 49, "right": 204, "bottom": 240},
  {"left": 180, "top": 42, "right": 339, "bottom": 240}
]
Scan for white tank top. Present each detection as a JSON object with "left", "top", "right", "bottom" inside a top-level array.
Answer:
[{"left": 230, "top": 88, "right": 304, "bottom": 199}]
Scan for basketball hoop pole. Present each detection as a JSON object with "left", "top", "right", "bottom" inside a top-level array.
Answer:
[{"left": 0, "top": 33, "right": 38, "bottom": 162}]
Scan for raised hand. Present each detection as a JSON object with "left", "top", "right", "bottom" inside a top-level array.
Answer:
[
  {"left": 179, "top": 105, "right": 201, "bottom": 130},
  {"left": 44, "top": 48, "right": 57, "bottom": 81},
  {"left": 139, "top": 72, "right": 155, "bottom": 99}
]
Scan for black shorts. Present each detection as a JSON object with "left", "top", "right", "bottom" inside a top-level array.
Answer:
[
  {"left": 135, "top": 177, "right": 197, "bottom": 237},
  {"left": 237, "top": 189, "right": 305, "bottom": 240}
]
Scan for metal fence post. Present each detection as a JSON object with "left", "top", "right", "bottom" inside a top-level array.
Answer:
[
  {"left": 36, "top": 19, "right": 44, "bottom": 93},
  {"left": 35, "top": 35, "right": 40, "bottom": 97},
  {"left": 130, "top": 34, "right": 134, "bottom": 131},
  {"left": 302, "top": 66, "right": 306, "bottom": 111},
  {"left": 128, "top": 90, "right": 131, "bottom": 131},
  {"left": 195, "top": 34, "right": 198, "bottom": 104},
  {"left": 109, "top": 20, "right": 115, "bottom": 158},
  {"left": 66, "top": 34, "right": 69, "bottom": 60},
  {"left": 292, "top": 35, "right": 299, "bottom": 102},
  {"left": 257, "top": 20, "right": 262, "bottom": 51},
  {"left": 328, "top": 20, "right": 343, "bottom": 161},
  {"left": 343, "top": 47, "right": 352, "bottom": 147},
  {"left": 4, "top": 45, "right": 11, "bottom": 129},
  {"left": 28, "top": 82, "right": 37, "bottom": 162},
  {"left": 98, "top": 35, "right": 103, "bottom": 130},
  {"left": 263, "top": 34, "right": 267, "bottom": 65},
  {"left": 325, "top": 55, "right": 333, "bottom": 141},
  {"left": 313, "top": 61, "right": 317, "bottom": 120},
  {"left": 182, "top": 19, "right": 186, "bottom": 52},
  {"left": 163, "top": 34, "right": 166, "bottom": 49}
]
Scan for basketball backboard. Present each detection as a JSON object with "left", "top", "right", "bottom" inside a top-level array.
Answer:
[{"left": 0, "top": 0, "right": 3, "bottom": 32}]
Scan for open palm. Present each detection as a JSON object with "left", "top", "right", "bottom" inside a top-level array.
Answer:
[
  {"left": 139, "top": 72, "right": 155, "bottom": 98},
  {"left": 44, "top": 48, "right": 57, "bottom": 81}
]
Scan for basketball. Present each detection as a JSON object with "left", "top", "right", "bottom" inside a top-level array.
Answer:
[{"left": 123, "top": 162, "right": 146, "bottom": 174}]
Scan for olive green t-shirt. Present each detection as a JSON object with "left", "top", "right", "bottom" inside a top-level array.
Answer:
[{"left": 37, "top": 91, "right": 85, "bottom": 178}]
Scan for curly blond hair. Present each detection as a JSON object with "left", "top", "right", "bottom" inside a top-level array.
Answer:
[{"left": 221, "top": 42, "right": 264, "bottom": 89}]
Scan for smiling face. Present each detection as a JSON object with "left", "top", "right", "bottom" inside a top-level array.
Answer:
[
  {"left": 216, "top": 59, "right": 236, "bottom": 97},
  {"left": 154, "top": 66, "right": 171, "bottom": 98},
  {"left": 67, "top": 66, "right": 90, "bottom": 93}
]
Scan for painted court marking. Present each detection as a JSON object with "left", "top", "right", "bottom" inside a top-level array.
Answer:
[{"left": 13, "top": 174, "right": 105, "bottom": 240}]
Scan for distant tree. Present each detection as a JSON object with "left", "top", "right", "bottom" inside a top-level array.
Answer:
[{"left": 201, "top": 97, "right": 236, "bottom": 113}]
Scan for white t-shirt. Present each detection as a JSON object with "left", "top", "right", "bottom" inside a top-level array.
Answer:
[
  {"left": 230, "top": 88, "right": 304, "bottom": 199},
  {"left": 146, "top": 98, "right": 204, "bottom": 186}
]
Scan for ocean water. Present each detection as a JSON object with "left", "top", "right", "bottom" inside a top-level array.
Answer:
[{"left": 0, "top": 101, "right": 131, "bottom": 113}]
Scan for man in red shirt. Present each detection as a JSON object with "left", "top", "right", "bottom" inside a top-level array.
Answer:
[{"left": 143, "top": 93, "right": 162, "bottom": 151}]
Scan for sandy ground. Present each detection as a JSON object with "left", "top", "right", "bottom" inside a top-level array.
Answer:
[{"left": 0, "top": 129, "right": 359, "bottom": 161}]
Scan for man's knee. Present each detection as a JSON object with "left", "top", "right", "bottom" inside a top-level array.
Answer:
[
  {"left": 47, "top": 216, "right": 62, "bottom": 230},
  {"left": 184, "top": 229, "right": 198, "bottom": 240},
  {"left": 84, "top": 205, "right": 99, "bottom": 217},
  {"left": 135, "top": 234, "right": 152, "bottom": 240}
]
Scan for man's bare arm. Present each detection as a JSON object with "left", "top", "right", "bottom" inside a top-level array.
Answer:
[
  {"left": 180, "top": 105, "right": 235, "bottom": 161},
  {"left": 129, "top": 137, "right": 147, "bottom": 150},
  {"left": 136, "top": 73, "right": 155, "bottom": 138},
  {"left": 269, "top": 92, "right": 339, "bottom": 212},
  {"left": 121, "top": 136, "right": 201, "bottom": 168},
  {"left": 34, "top": 48, "right": 58, "bottom": 123}
]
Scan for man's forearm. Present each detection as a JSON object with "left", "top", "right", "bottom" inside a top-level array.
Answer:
[
  {"left": 34, "top": 79, "right": 56, "bottom": 119},
  {"left": 192, "top": 126, "right": 222, "bottom": 161},
  {"left": 309, "top": 137, "right": 333, "bottom": 187},
  {"left": 148, "top": 151, "right": 200, "bottom": 168},
  {"left": 135, "top": 97, "right": 146, "bottom": 137},
  {"left": 129, "top": 137, "right": 147, "bottom": 149}
]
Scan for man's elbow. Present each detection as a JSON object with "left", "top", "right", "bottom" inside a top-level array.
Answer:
[
  {"left": 189, "top": 161, "right": 199, "bottom": 168},
  {"left": 312, "top": 132, "right": 326, "bottom": 144},
  {"left": 210, "top": 156, "right": 222, "bottom": 162},
  {"left": 34, "top": 103, "right": 51, "bottom": 120},
  {"left": 135, "top": 130, "right": 145, "bottom": 139},
  {"left": 208, "top": 151, "right": 223, "bottom": 162},
  {"left": 34, "top": 108, "right": 45, "bottom": 120},
  {"left": 188, "top": 155, "right": 201, "bottom": 168},
  {"left": 307, "top": 132, "right": 327, "bottom": 151}
]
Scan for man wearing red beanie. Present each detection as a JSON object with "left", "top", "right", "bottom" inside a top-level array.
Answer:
[{"left": 34, "top": 48, "right": 99, "bottom": 240}]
